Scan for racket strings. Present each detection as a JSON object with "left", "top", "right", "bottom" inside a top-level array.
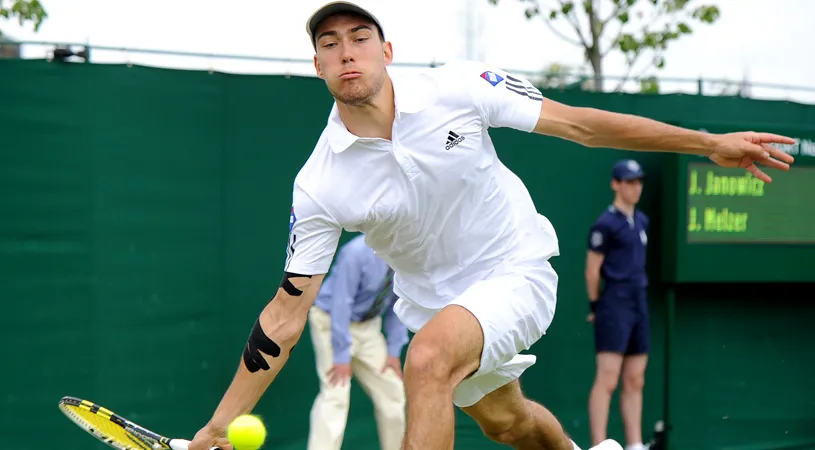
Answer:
[{"left": 60, "top": 403, "right": 153, "bottom": 450}]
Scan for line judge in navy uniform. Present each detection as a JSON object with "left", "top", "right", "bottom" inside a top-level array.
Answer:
[{"left": 585, "top": 159, "right": 650, "bottom": 450}]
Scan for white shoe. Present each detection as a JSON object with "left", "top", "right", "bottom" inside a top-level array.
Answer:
[
  {"left": 625, "top": 444, "right": 649, "bottom": 450},
  {"left": 590, "top": 440, "right": 624, "bottom": 450}
]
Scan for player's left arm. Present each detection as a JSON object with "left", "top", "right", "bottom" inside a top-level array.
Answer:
[
  {"left": 532, "top": 97, "right": 709, "bottom": 154},
  {"left": 459, "top": 60, "right": 794, "bottom": 183},
  {"left": 532, "top": 95, "right": 794, "bottom": 181}
]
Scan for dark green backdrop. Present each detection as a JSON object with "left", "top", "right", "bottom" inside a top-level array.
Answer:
[{"left": 1, "top": 59, "right": 813, "bottom": 450}]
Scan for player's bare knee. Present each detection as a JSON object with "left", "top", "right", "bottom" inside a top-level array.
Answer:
[
  {"left": 467, "top": 389, "right": 536, "bottom": 446},
  {"left": 403, "top": 339, "right": 454, "bottom": 386},
  {"left": 479, "top": 411, "right": 534, "bottom": 446}
]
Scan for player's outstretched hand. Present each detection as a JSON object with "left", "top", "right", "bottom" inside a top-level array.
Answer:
[
  {"left": 709, "top": 132, "right": 796, "bottom": 183},
  {"left": 188, "top": 424, "right": 233, "bottom": 450}
]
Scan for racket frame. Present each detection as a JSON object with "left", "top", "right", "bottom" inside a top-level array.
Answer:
[{"left": 58, "top": 396, "right": 219, "bottom": 450}]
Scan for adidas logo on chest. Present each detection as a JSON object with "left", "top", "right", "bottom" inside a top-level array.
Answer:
[{"left": 445, "top": 130, "right": 465, "bottom": 150}]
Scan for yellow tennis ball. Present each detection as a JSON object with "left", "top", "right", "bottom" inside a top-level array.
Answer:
[{"left": 227, "top": 414, "right": 266, "bottom": 450}]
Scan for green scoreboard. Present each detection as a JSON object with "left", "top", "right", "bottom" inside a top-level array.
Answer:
[
  {"left": 686, "top": 163, "right": 815, "bottom": 244},
  {"left": 661, "top": 126, "right": 815, "bottom": 283}
]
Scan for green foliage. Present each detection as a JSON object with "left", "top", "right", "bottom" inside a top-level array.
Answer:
[
  {"left": 0, "top": 0, "right": 48, "bottom": 37},
  {"left": 639, "top": 75, "right": 660, "bottom": 93}
]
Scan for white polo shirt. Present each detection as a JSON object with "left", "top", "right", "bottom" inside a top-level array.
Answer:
[{"left": 285, "top": 60, "right": 560, "bottom": 309}]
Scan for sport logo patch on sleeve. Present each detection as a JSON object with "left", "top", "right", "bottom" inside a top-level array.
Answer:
[
  {"left": 591, "top": 231, "right": 604, "bottom": 249},
  {"left": 289, "top": 207, "right": 296, "bottom": 232},
  {"left": 480, "top": 70, "right": 504, "bottom": 86}
]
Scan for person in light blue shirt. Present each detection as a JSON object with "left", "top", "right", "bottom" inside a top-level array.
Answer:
[{"left": 306, "top": 234, "right": 408, "bottom": 450}]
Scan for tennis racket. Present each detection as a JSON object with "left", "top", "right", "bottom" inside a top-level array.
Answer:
[{"left": 58, "top": 396, "right": 222, "bottom": 450}]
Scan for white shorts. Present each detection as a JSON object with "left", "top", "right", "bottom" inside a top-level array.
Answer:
[{"left": 393, "top": 260, "right": 559, "bottom": 408}]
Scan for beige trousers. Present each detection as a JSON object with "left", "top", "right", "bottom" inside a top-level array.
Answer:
[{"left": 307, "top": 306, "right": 406, "bottom": 450}]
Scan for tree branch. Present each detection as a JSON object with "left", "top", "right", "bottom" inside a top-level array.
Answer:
[
  {"left": 557, "top": 0, "right": 590, "bottom": 48},
  {"left": 530, "top": 0, "right": 585, "bottom": 48},
  {"left": 599, "top": 2, "right": 632, "bottom": 57},
  {"left": 602, "top": 2, "right": 625, "bottom": 25},
  {"left": 603, "top": 6, "right": 667, "bottom": 60},
  {"left": 543, "top": 16, "right": 584, "bottom": 46},
  {"left": 600, "top": 23, "right": 622, "bottom": 58}
]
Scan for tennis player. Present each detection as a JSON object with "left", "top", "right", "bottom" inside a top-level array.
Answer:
[{"left": 188, "top": 2, "right": 795, "bottom": 449}]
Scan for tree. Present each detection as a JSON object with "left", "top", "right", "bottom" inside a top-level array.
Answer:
[
  {"left": 0, "top": 0, "right": 48, "bottom": 38},
  {"left": 487, "top": 0, "right": 721, "bottom": 92}
]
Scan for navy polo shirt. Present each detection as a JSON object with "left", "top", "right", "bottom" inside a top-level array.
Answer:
[{"left": 588, "top": 206, "right": 649, "bottom": 289}]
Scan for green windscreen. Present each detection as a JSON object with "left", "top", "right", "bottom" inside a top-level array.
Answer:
[{"left": 4, "top": 60, "right": 815, "bottom": 450}]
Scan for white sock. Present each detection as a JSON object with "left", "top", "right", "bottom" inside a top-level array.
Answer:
[
  {"left": 625, "top": 443, "right": 646, "bottom": 450},
  {"left": 572, "top": 439, "right": 582, "bottom": 450}
]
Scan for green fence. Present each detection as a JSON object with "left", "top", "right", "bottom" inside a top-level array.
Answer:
[{"left": 1, "top": 59, "right": 814, "bottom": 450}]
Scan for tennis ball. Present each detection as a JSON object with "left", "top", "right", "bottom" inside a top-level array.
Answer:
[{"left": 227, "top": 414, "right": 266, "bottom": 450}]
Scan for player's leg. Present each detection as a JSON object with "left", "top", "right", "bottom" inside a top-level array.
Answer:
[
  {"left": 400, "top": 266, "right": 563, "bottom": 449},
  {"left": 448, "top": 266, "right": 622, "bottom": 450},
  {"left": 619, "top": 302, "right": 650, "bottom": 450},
  {"left": 349, "top": 317, "right": 406, "bottom": 450},
  {"left": 460, "top": 379, "right": 576, "bottom": 449},
  {"left": 306, "top": 307, "right": 352, "bottom": 450},
  {"left": 589, "top": 303, "right": 631, "bottom": 446},
  {"left": 400, "top": 303, "right": 484, "bottom": 450}
]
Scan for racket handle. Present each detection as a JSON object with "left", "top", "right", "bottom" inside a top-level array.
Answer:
[{"left": 170, "top": 438, "right": 221, "bottom": 450}]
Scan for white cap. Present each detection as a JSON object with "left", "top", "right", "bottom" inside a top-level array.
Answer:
[{"left": 305, "top": 1, "right": 385, "bottom": 48}]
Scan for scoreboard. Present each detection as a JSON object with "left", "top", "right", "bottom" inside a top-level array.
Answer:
[
  {"left": 685, "top": 163, "right": 815, "bottom": 244},
  {"left": 661, "top": 133, "right": 815, "bottom": 284}
]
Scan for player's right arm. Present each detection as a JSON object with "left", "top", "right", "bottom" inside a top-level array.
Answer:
[{"left": 189, "top": 184, "right": 341, "bottom": 450}]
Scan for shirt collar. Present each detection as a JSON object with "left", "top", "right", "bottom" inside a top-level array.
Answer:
[
  {"left": 392, "top": 70, "right": 431, "bottom": 114},
  {"left": 326, "top": 68, "right": 431, "bottom": 154},
  {"left": 326, "top": 104, "right": 358, "bottom": 154},
  {"left": 608, "top": 205, "right": 635, "bottom": 218}
]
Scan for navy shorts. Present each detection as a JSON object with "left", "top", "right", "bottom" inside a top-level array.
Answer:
[{"left": 593, "top": 285, "right": 650, "bottom": 355}]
